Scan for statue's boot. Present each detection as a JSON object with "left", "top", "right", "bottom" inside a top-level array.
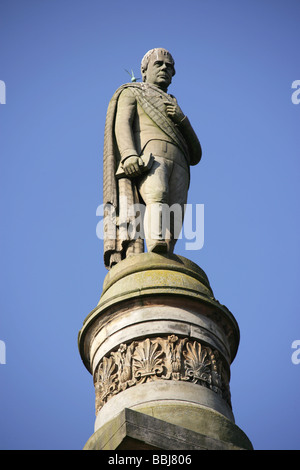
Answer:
[{"left": 148, "top": 240, "right": 168, "bottom": 253}]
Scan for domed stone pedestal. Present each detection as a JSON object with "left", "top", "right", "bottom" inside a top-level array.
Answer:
[{"left": 78, "top": 253, "right": 253, "bottom": 450}]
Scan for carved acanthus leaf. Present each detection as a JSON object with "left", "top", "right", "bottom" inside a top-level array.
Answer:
[
  {"left": 93, "top": 335, "right": 229, "bottom": 414},
  {"left": 95, "top": 357, "right": 118, "bottom": 411},
  {"left": 111, "top": 342, "right": 136, "bottom": 387},
  {"left": 183, "top": 341, "right": 212, "bottom": 384},
  {"left": 132, "top": 338, "right": 164, "bottom": 382}
]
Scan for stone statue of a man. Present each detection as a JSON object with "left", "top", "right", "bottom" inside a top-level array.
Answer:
[{"left": 103, "top": 48, "right": 202, "bottom": 269}]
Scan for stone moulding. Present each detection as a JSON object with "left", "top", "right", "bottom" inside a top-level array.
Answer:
[
  {"left": 78, "top": 254, "right": 240, "bottom": 376},
  {"left": 78, "top": 254, "right": 253, "bottom": 450},
  {"left": 94, "top": 335, "right": 231, "bottom": 414}
]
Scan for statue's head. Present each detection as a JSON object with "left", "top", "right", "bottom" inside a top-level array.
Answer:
[{"left": 141, "top": 48, "right": 175, "bottom": 91}]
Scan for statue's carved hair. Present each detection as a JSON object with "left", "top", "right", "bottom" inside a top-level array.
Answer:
[{"left": 141, "top": 48, "right": 176, "bottom": 82}]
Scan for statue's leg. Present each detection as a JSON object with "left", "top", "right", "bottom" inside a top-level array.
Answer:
[
  {"left": 137, "top": 157, "right": 171, "bottom": 252},
  {"left": 167, "top": 162, "right": 189, "bottom": 253}
]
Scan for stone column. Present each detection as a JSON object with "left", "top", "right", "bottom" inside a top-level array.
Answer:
[{"left": 78, "top": 253, "right": 253, "bottom": 450}]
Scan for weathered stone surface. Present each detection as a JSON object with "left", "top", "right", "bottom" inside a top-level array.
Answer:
[
  {"left": 77, "top": 253, "right": 253, "bottom": 450},
  {"left": 84, "top": 408, "right": 253, "bottom": 450},
  {"left": 94, "top": 381, "right": 234, "bottom": 432},
  {"left": 101, "top": 252, "right": 212, "bottom": 295},
  {"left": 93, "top": 335, "right": 232, "bottom": 418},
  {"left": 78, "top": 253, "right": 240, "bottom": 373}
]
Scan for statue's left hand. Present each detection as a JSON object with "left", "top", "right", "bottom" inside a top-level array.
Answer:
[{"left": 165, "top": 102, "right": 185, "bottom": 124}]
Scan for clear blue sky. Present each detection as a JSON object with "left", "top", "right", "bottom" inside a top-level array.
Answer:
[{"left": 1, "top": 0, "right": 299, "bottom": 450}]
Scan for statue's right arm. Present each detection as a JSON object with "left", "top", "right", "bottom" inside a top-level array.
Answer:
[
  {"left": 115, "top": 88, "right": 142, "bottom": 176},
  {"left": 115, "top": 88, "right": 137, "bottom": 161}
]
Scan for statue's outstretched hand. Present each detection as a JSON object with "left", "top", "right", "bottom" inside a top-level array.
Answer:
[
  {"left": 123, "top": 156, "right": 143, "bottom": 177},
  {"left": 165, "top": 102, "right": 185, "bottom": 124}
]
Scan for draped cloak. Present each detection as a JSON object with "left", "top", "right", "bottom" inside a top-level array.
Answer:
[{"left": 102, "top": 82, "right": 192, "bottom": 269}]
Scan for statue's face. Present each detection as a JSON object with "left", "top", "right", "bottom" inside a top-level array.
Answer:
[{"left": 145, "top": 50, "right": 174, "bottom": 91}]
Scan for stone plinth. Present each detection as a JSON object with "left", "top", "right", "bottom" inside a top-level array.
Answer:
[{"left": 78, "top": 253, "right": 253, "bottom": 450}]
